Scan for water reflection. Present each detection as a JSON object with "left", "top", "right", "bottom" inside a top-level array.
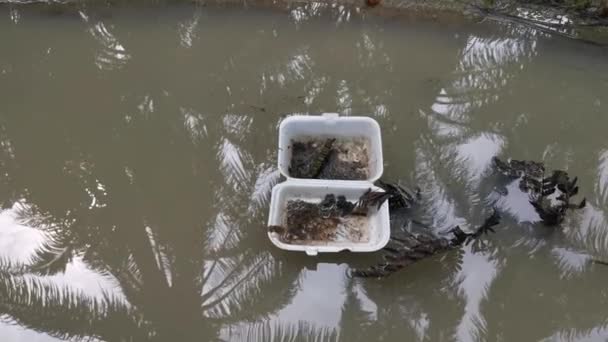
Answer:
[
  {"left": 178, "top": 11, "right": 200, "bottom": 49},
  {"left": 551, "top": 247, "right": 589, "bottom": 279},
  {"left": 0, "top": 2, "right": 608, "bottom": 341},
  {"left": 9, "top": 6, "right": 19, "bottom": 23},
  {"left": 452, "top": 245, "right": 499, "bottom": 342},
  {"left": 81, "top": 11, "right": 131, "bottom": 70},
  {"left": 595, "top": 148, "right": 608, "bottom": 207},
  {"left": 0, "top": 206, "right": 142, "bottom": 340},
  {"left": 542, "top": 324, "right": 608, "bottom": 342}
]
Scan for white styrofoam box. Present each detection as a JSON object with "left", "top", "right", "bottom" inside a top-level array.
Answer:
[
  {"left": 267, "top": 180, "right": 390, "bottom": 256},
  {"left": 278, "top": 113, "right": 383, "bottom": 182}
]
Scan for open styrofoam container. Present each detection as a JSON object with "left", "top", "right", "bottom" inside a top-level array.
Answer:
[
  {"left": 278, "top": 113, "right": 383, "bottom": 182},
  {"left": 267, "top": 180, "right": 390, "bottom": 256}
]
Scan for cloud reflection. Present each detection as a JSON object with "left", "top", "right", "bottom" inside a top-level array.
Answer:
[{"left": 452, "top": 245, "right": 499, "bottom": 342}]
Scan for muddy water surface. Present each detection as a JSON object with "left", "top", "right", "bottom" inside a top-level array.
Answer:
[{"left": 1, "top": 2, "right": 608, "bottom": 341}]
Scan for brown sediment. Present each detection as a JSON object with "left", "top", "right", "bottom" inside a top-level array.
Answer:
[
  {"left": 274, "top": 194, "right": 371, "bottom": 244},
  {"left": 289, "top": 137, "right": 370, "bottom": 180},
  {"left": 288, "top": 138, "right": 335, "bottom": 179}
]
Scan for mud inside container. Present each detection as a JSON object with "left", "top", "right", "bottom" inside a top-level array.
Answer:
[
  {"left": 288, "top": 136, "right": 370, "bottom": 180},
  {"left": 271, "top": 194, "right": 372, "bottom": 245}
]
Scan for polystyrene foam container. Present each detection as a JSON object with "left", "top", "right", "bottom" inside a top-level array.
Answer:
[
  {"left": 278, "top": 113, "right": 383, "bottom": 182},
  {"left": 267, "top": 180, "right": 390, "bottom": 256}
]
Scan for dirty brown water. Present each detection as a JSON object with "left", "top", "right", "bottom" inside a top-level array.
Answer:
[{"left": 1, "top": 2, "right": 608, "bottom": 341}]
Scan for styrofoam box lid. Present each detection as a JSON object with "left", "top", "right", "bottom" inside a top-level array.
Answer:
[
  {"left": 278, "top": 113, "right": 383, "bottom": 182},
  {"left": 267, "top": 180, "right": 390, "bottom": 256}
]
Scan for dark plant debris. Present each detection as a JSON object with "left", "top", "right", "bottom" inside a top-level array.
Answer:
[
  {"left": 289, "top": 138, "right": 369, "bottom": 180},
  {"left": 269, "top": 194, "right": 368, "bottom": 244},
  {"left": 492, "top": 156, "right": 585, "bottom": 226},
  {"left": 351, "top": 209, "right": 501, "bottom": 278},
  {"left": 272, "top": 155, "right": 588, "bottom": 279}
]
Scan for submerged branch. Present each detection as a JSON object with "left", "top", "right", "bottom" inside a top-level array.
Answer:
[{"left": 351, "top": 210, "right": 501, "bottom": 278}]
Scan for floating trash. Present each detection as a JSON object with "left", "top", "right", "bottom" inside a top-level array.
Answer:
[
  {"left": 278, "top": 113, "right": 383, "bottom": 182},
  {"left": 288, "top": 137, "right": 371, "bottom": 180},
  {"left": 269, "top": 113, "right": 389, "bottom": 255},
  {"left": 492, "top": 156, "right": 586, "bottom": 226},
  {"left": 268, "top": 181, "right": 390, "bottom": 255}
]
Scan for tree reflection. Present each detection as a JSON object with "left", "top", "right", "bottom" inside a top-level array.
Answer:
[
  {"left": 2, "top": 3, "right": 608, "bottom": 341},
  {"left": 225, "top": 320, "right": 338, "bottom": 342},
  {"left": 0, "top": 268, "right": 150, "bottom": 341},
  {"left": 339, "top": 18, "right": 608, "bottom": 342},
  {"left": 363, "top": 20, "right": 608, "bottom": 342},
  {"left": 0, "top": 81, "right": 302, "bottom": 340}
]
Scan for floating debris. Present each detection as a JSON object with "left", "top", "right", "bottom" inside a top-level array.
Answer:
[
  {"left": 289, "top": 137, "right": 370, "bottom": 180},
  {"left": 269, "top": 194, "right": 371, "bottom": 244},
  {"left": 492, "top": 157, "right": 545, "bottom": 191},
  {"left": 591, "top": 258, "right": 608, "bottom": 267},
  {"left": 375, "top": 180, "right": 420, "bottom": 210},
  {"left": 290, "top": 138, "right": 335, "bottom": 179},
  {"left": 492, "top": 157, "right": 585, "bottom": 226},
  {"left": 351, "top": 210, "right": 501, "bottom": 278},
  {"left": 356, "top": 180, "right": 419, "bottom": 211}
]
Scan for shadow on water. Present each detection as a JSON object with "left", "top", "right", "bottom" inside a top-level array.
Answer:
[{"left": 0, "top": 2, "right": 608, "bottom": 341}]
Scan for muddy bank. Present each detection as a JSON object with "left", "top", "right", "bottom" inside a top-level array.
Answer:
[
  {"left": 210, "top": 0, "right": 608, "bottom": 44},
  {"left": 2, "top": 0, "right": 607, "bottom": 45},
  {"left": 0, "top": 0, "right": 605, "bottom": 21}
]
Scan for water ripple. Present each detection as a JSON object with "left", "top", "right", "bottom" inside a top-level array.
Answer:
[
  {"left": 181, "top": 107, "right": 208, "bottom": 143},
  {"left": 82, "top": 14, "right": 131, "bottom": 71},
  {"left": 9, "top": 7, "right": 19, "bottom": 24},
  {"left": 178, "top": 11, "right": 200, "bottom": 48}
]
